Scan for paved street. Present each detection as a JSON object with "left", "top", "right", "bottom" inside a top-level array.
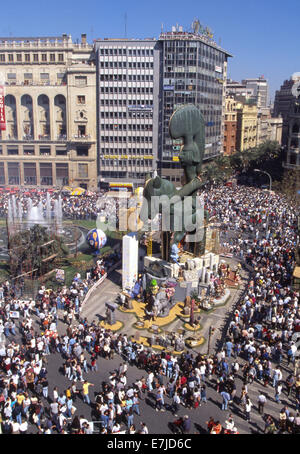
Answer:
[{"left": 16, "top": 261, "right": 291, "bottom": 435}]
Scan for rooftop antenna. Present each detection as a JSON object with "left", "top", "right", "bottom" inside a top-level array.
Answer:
[
  {"left": 161, "top": 23, "right": 164, "bottom": 33},
  {"left": 124, "top": 12, "right": 127, "bottom": 38}
]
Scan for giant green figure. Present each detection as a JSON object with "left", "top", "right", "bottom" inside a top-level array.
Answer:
[{"left": 139, "top": 105, "right": 207, "bottom": 260}]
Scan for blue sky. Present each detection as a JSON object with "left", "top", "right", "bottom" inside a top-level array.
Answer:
[{"left": 1, "top": 0, "right": 299, "bottom": 101}]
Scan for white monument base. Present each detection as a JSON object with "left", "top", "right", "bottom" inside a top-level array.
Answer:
[{"left": 122, "top": 234, "right": 139, "bottom": 291}]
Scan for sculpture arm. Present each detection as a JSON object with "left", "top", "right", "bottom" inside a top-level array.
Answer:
[{"left": 176, "top": 176, "right": 204, "bottom": 199}]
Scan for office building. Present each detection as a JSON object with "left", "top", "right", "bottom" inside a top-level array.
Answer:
[
  {"left": 94, "top": 38, "right": 160, "bottom": 187},
  {"left": 159, "top": 25, "right": 232, "bottom": 182},
  {"left": 242, "top": 77, "right": 269, "bottom": 109}
]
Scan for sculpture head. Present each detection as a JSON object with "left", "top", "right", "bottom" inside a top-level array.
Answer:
[{"left": 169, "top": 104, "right": 205, "bottom": 178}]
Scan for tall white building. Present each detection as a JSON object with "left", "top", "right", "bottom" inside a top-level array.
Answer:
[{"left": 94, "top": 39, "right": 161, "bottom": 187}]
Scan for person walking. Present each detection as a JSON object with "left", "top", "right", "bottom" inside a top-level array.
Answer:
[
  {"left": 258, "top": 393, "right": 267, "bottom": 415},
  {"left": 220, "top": 390, "right": 230, "bottom": 411},
  {"left": 275, "top": 382, "right": 283, "bottom": 404},
  {"left": 245, "top": 397, "right": 253, "bottom": 422},
  {"left": 172, "top": 392, "right": 181, "bottom": 416},
  {"left": 82, "top": 380, "right": 94, "bottom": 406}
]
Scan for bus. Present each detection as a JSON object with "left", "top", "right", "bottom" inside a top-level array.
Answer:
[{"left": 108, "top": 182, "right": 133, "bottom": 193}]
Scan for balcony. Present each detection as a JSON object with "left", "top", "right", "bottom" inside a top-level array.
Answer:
[
  {"left": 5, "top": 81, "right": 67, "bottom": 87},
  {"left": 72, "top": 134, "right": 91, "bottom": 140}
]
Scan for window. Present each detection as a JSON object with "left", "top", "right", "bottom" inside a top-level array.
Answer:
[
  {"left": 23, "top": 148, "right": 35, "bottom": 155},
  {"left": 78, "top": 125, "right": 86, "bottom": 136},
  {"left": 56, "top": 148, "right": 67, "bottom": 156},
  {"left": 40, "top": 147, "right": 51, "bottom": 156},
  {"left": 40, "top": 73, "right": 49, "bottom": 83},
  {"left": 0, "top": 54, "right": 5, "bottom": 62},
  {"left": 8, "top": 54, "right": 13, "bottom": 62},
  {"left": 75, "top": 76, "right": 87, "bottom": 87},
  {"left": 77, "top": 95, "right": 85, "bottom": 105},
  {"left": 24, "top": 73, "right": 33, "bottom": 85},
  {"left": 40, "top": 163, "right": 53, "bottom": 185},
  {"left": 23, "top": 162, "right": 37, "bottom": 185},
  {"left": 7, "top": 73, "right": 16, "bottom": 80},
  {"left": 56, "top": 163, "right": 68, "bottom": 185},
  {"left": 33, "top": 54, "right": 39, "bottom": 62},
  {"left": 7, "top": 148, "right": 19, "bottom": 155},
  {"left": 58, "top": 53, "right": 64, "bottom": 62},
  {"left": 57, "top": 73, "right": 65, "bottom": 84},
  {"left": 0, "top": 162, "right": 5, "bottom": 184},
  {"left": 25, "top": 54, "right": 30, "bottom": 62},
  {"left": 16, "top": 54, "right": 22, "bottom": 62},
  {"left": 50, "top": 53, "right": 55, "bottom": 62},
  {"left": 41, "top": 54, "right": 47, "bottom": 62},
  {"left": 7, "top": 162, "right": 20, "bottom": 184},
  {"left": 78, "top": 163, "right": 88, "bottom": 178},
  {"left": 76, "top": 147, "right": 88, "bottom": 157}
]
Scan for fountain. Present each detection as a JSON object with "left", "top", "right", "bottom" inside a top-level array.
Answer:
[
  {"left": 46, "top": 192, "right": 51, "bottom": 224},
  {"left": 17, "top": 201, "right": 23, "bottom": 223},
  {"left": 0, "top": 193, "right": 88, "bottom": 259},
  {"left": 27, "top": 202, "right": 45, "bottom": 227}
]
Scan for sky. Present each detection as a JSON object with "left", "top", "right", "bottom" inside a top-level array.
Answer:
[{"left": 1, "top": 0, "right": 300, "bottom": 102}]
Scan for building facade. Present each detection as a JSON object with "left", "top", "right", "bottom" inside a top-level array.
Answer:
[
  {"left": 242, "top": 77, "right": 269, "bottom": 109},
  {"left": 226, "top": 79, "right": 255, "bottom": 102},
  {"left": 159, "top": 26, "right": 231, "bottom": 182},
  {"left": 256, "top": 107, "right": 272, "bottom": 145},
  {"left": 274, "top": 73, "right": 300, "bottom": 147},
  {"left": 223, "top": 95, "right": 237, "bottom": 155},
  {"left": 235, "top": 102, "right": 258, "bottom": 152},
  {"left": 0, "top": 34, "right": 97, "bottom": 189},
  {"left": 94, "top": 38, "right": 160, "bottom": 187},
  {"left": 274, "top": 73, "right": 300, "bottom": 171},
  {"left": 268, "top": 116, "right": 283, "bottom": 143}
]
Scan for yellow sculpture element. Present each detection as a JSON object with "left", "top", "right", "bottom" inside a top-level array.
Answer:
[
  {"left": 99, "top": 320, "right": 123, "bottom": 331},
  {"left": 119, "top": 299, "right": 201, "bottom": 330}
]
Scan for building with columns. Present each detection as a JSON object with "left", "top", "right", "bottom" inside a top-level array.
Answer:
[{"left": 0, "top": 34, "right": 97, "bottom": 190}]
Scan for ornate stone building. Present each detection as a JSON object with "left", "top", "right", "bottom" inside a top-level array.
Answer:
[
  {"left": 0, "top": 34, "right": 97, "bottom": 189},
  {"left": 223, "top": 96, "right": 237, "bottom": 155}
]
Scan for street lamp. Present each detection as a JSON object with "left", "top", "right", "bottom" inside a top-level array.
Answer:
[
  {"left": 207, "top": 326, "right": 215, "bottom": 355},
  {"left": 254, "top": 168, "right": 272, "bottom": 232},
  {"left": 254, "top": 169, "right": 272, "bottom": 191}
]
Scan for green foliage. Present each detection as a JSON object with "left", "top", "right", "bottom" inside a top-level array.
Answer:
[
  {"left": 202, "top": 141, "right": 283, "bottom": 185},
  {"left": 274, "top": 170, "right": 300, "bottom": 205},
  {"left": 9, "top": 224, "right": 69, "bottom": 279}
]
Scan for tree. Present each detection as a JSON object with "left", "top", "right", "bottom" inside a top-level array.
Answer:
[{"left": 9, "top": 224, "right": 68, "bottom": 279}]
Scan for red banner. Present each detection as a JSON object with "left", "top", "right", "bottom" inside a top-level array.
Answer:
[{"left": 0, "top": 86, "right": 6, "bottom": 131}]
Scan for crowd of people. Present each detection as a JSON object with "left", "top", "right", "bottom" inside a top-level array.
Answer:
[
  {"left": 0, "top": 183, "right": 298, "bottom": 434},
  {"left": 0, "top": 187, "right": 115, "bottom": 221}
]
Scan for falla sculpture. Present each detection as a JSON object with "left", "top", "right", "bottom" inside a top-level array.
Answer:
[{"left": 139, "top": 104, "right": 207, "bottom": 261}]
